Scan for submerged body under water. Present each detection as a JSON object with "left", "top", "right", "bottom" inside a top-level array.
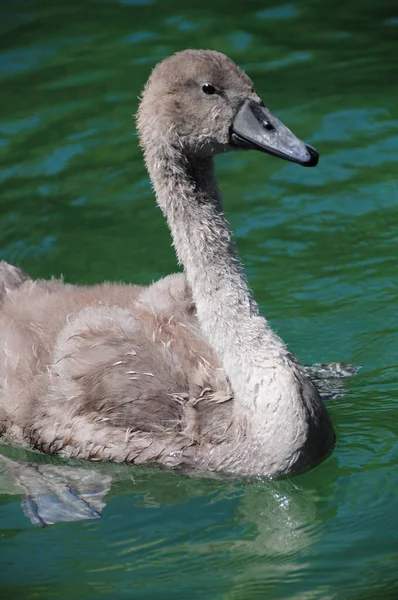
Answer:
[{"left": 0, "top": 0, "right": 397, "bottom": 598}]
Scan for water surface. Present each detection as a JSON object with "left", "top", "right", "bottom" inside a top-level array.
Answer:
[{"left": 1, "top": 0, "right": 398, "bottom": 598}]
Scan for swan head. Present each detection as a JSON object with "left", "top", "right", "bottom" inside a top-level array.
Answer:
[{"left": 137, "top": 49, "right": 318, "bottom": 167}]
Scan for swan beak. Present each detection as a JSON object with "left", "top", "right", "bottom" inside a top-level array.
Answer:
[{"left": 230, "top": 99, "right": 319, "bottom": 167}]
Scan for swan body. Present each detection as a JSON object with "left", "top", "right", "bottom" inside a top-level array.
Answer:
[{"left": 0, "top": 50, "right": 335, "bottom": 476}]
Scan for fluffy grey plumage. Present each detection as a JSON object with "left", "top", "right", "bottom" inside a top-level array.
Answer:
[{"left": 0, "top": 50, "right": 335, "bottom": 476}]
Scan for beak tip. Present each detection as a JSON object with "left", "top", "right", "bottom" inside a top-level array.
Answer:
[{"left": 303, "top": 144, "right": 319, "bottom": 167}]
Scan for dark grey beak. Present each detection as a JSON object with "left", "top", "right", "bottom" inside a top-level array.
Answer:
[{"left": 230, "top": 99, "right": 319, "bottom": 167}]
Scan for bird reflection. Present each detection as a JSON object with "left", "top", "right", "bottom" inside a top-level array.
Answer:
[{"left": 0, "top": 452, "right": 111, "bottom": 526}]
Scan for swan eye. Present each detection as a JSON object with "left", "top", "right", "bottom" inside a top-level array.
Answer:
[{"left": 202, "top": 83, "right": 216, "bottom": 95}]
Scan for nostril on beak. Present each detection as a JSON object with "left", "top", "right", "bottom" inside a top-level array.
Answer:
[{"left": 262, "top": 120, "right": 274, "bottom": 131}]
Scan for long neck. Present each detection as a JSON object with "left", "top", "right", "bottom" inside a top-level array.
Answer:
[{"left": 146, "top": 145, "right": 293, "bottom": 414}]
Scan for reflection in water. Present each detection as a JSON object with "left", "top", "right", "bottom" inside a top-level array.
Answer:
[
  {"left": 0, "top": 449, "right": 324, "bottom": 596},
  {"left": 0, "top": 452, "right": 318, "bottom": 555},
  {"left": 0, "top": 452, "right": 111, "bottom": 526},
  {"left": 0, "top": 447, "right": 324, "bottom": 598},
  {"left": 0, "top": 448, "right": 324, "bottom": 599}
]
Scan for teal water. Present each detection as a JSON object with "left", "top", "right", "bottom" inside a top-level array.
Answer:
[{"left": 1, "top": 0, "right": 398, "bottom": 597}]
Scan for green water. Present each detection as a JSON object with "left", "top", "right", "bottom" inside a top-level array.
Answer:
[{"left": 1, "top": 0, "right": 397, "bottom": 597}]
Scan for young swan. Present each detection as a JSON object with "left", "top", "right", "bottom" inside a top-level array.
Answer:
[{"left": 0, "top": 50, "right": 335, "bottom": 477}]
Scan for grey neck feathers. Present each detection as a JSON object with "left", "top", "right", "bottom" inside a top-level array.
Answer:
[{"left": 144, "top": 143, "right": 301, "bottom": 417}]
